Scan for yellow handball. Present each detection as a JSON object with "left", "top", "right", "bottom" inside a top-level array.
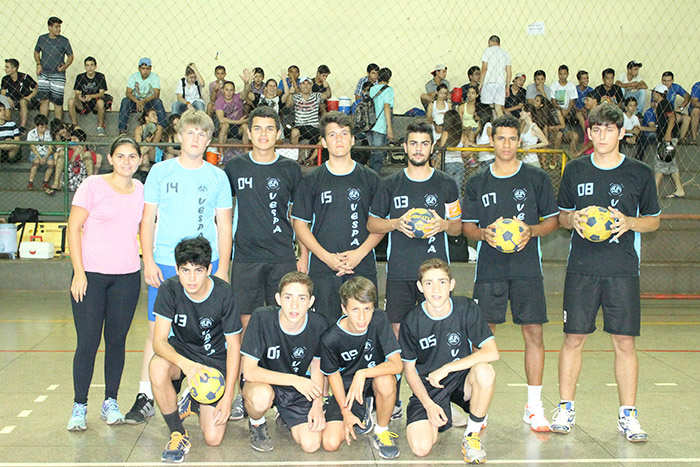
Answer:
[
  {"left": 492, "top": 218, "right": 524, "bottom": 253},
  {"left": 580, "top": 206, "right": 614, "bottom": 242},
  {"left": 405, "top": 208, "right": 435, "bottom": 239}
]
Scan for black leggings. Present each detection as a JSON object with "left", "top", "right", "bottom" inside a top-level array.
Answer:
[{"left": 71, "top": 271, "right": 140, "bottom": 404}]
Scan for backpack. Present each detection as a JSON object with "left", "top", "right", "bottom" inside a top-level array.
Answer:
[{"left": 353, "top": 85, "right": 388, "bottom": 133}]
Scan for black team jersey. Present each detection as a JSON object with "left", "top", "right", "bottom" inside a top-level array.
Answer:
[
  {"left": 153, "top": 276, "right": 242, "bottom": 374},
  {"left": 462, "top": 162, "right": 558, "bottom": 282},
  {"left": 558, "top": 155, "right": 660, "bottom": 277},
  {"left": 224, "top": 152, "right": 302, "bottom": 263},
  {"left": 240, "top": 306, "right": 328, "bottom": 378},
  {"left": 291, "top": 162, "right": 380, "bottom": 276},
  {"left": 319, "top": 310, "right": 400, "bottom": 389},
  {"left": 399, "top": 297, "right": 493, "bottom": 385},
  {"left": 370, "top": 168, "right": 461, "bottom": 281}
]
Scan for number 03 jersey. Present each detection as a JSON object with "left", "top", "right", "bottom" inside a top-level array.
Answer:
[
  {"left": 558, "top": 155, "right": 660, "bottom": 277},
  {"left": 399, "top": 296, "right": 493, "bottom": 383}
]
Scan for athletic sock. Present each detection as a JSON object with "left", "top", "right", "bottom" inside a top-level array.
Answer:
[
  {"left": 527, "top": 385, "right": 543, "bottom": 407},
  {"left": 465, "top": 413, "right": 485, "bottom": 436},
  {"left": 139, "top": 381, "right": 153, "bottom": 399},
  {"left": 374, "top": 424, "right": 388, "bottom": 435},
  {"left": 619, "top": 405, "right": 635, "bottom": 418},
  {"left": 250, "top": 415, "right": 266, "bottom": 426},
  {"left": 163, "top": 410, "right": 185, "bottom": 434}
]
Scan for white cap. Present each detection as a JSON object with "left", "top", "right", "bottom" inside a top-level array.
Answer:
[{"left": 653, "top": 83, "right": 668, "bottom": 94}]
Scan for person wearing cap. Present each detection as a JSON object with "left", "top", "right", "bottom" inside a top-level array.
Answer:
[
  {"left": 420, "top": 64, "right": 450, "bottom": 109},
  {"left": 118, "top": 58, "right": 167, "bottom": 134},
  {"left": 660, "top": 71, "right": 691, "bottom": 142},
  {"left": 652, "top": 84, "right": 685, "bottom": 198},
  {"left": 480, "top": 35, "right": 511, "bottom": 116},
  {"left": 282, "top": 74, "right": 330, "bottom": 161},
  {"left": 549, "top": 65, "right": 578, "bottom": 122},
  {"left": 616, "top": 61, "right": 647, "bottom": 113},
  {"left": 504, "top": 72, "right": 526, "bottom": 118},
  {"left": 34, "top": 16, "right": 74, "bottom": 122}
]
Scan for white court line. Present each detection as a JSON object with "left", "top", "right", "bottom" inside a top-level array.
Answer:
[
  {"left": 0, "top": 426, "right": 15, "bottom": 434},
  {"left": 17, "top": 410, "right": 32, "bottom": 418},
  {"left": 606, "top": 383, "right": 618, "bottom": 386},
  {"left": 46, "top": 384, "right": 58, "bottom": 391},
  {"left": 507, "top": 383, "right": 527, "bottom": 386},
  {"left": 654, "top": 383, "right": 678, "bottom": 386},
  {"left": 89, "top": 384, "right": 106, "bottom": 387},
  {"left": 34, "top": 395, "right": 48, "bottom": 402}
]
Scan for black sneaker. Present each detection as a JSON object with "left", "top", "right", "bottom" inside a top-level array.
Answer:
[
  {"left": 249, "top": 421, "right": 273, "bottom": 452},
  {"left": 354, "top": 396, "right": 374, "bottom": 435},
  {"left": 125, "top": 393, "right": 155, "bottom": 424}
]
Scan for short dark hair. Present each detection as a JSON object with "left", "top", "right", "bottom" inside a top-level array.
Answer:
[
  {"left": 339, "top": 276, "right": 376, "bottom": 308},
  {"left": 84, "top": 56, "right": 96, "bottom": 66},
  {"left": 109, "top": 135, "right": 141, "bottom": 158},
  {"left": 222, "top": 80, "right": 235, "bottom": 90},
  {"left": 320, "top": 111, "right": 354, "bottom": 137},
  {"left": 47, "top": 16, "right": 62, "bottom": 26},
  {"left": 623, "top": 96, "right": 638, "bottom": 106},
  {"left": 278, "top": 271, "right": 313, "bottom": 296},
  {"left": 576, "top": 70, "right": 588, "bottom": 80},
  {"left": 586, "top": 91, "right": 601, "bottom": 104},
  {"left": 34, "top": 114, "right": 48, "bottom": 126},
  {"left": 662, "top": 71, "right": 674, "bottom": 80},
  {"left": 558, "top": 64, "right": 569, "bottom": 72},
  {"left": 492, "top": 114, "right": 520, "bottom": 137},
  {"left": 489, "top": 35, "right": 501, "bottom": 44},
  {"left": 248, "top": 105, "right": 281, "bottom": 132},
  {"left": 468, "top": 65, "right": 480, "bottom": 79},
  {"left": 317, "top": 64, "right": 330, "bottom": 75},
  {"left": 405, "top": 119, "right": 434, "bottom": 144},
  {"left": 71, "top": 128, "right": 87, "bottom": 142},
  {"left": 602, "top": 68, "right": 615, "bottom": 78},
  {"left": 214, "top": 65, "right": 226, "bottom": 73},
  {"left": 5, "top": 58, "right": 19, "bottom": 69},
  {"left": 367, "top": 63, "right": 379, "bottom": 73},
  {"left": 378, "top": 67, "right": 392, "bottom": 83},
  {"left": 288, "top": 65, "right": 299, "bottom": 72},
  {"left": 436, "top": 83, "right": 448, "bottom": 93},
  {"left": 534, "top": 70, "right": 546, "bottom": 79},
  {"left": 49, "top": 118, "right": 65, "bottom": 138},
  {"left": 418, "top": 258, "right": 452, "bottom": 281},
  {"left": 588, "top": 102, "right": 624, "bottom": 129},
  {"left": 175, "top": 237, "right": 212, "bottom": 269},
  {"left": 252, "top": 67, "right": 264, "bottom": 77}
]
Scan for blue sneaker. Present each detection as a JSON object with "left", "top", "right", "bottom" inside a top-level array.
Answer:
[
  {"left": 372, "top": 430, "right": 400, "bottom": 459},
  {"left": 551, "top": 402, "right": 576, "bottom": 434},
  {"left": 161, "top": 430, "right": 190, "bottom": 463},
  {"left": 390, "top": 400, "right": 403, "bottom": 421},
  {"left": 354, "top": 396, "right": 374, "bottom": 435},
  {"left": 100, "top": 398, "right": 125, "bottom": 425},
  {"left": 178, "top": 391, "right": 199, "bottom": 421},
  {"left": 67, "top": 402, "right": 87, "bottom": 432}
]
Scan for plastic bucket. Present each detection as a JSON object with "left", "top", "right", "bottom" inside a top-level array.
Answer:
[
  {"left": 338, "top": 96, "right": 352, "bottom": 114},
  {"left": 0, "top": 223, "right": 18, "bottom": 255},
  {"left": 205, "top": 147, "right": 220, "bottom": 165},
  {"left": 326, "top": 98, "right": 339, "bottom": 111}
]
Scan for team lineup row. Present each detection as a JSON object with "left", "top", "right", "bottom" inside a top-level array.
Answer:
[{"left": 65, "top": 103, "right": 659, "bottom": 464}]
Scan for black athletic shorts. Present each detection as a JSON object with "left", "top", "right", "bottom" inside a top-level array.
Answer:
[
  {"left": 231, "top": 261, "right": 296, "bottom": 315},
  {"left": 406, "top": 370, "right": 470, "bottom": 432},
  {"left": 473, "top": 279, "right": 548, "bottom": 325},
  {"left": 385, "top": 279, "right": 422, "bottom": 324},
  {"left": 309, "top": 272, "right": 377, "bottom": 324},
  {"left": 273, "top": 385, "right": 313, "bottom": 429},
  {"left": 324, "top": 381, "right": 375, "bottom": 422},
  {"left": 563, "top": 272, "right": 641, "bottom": 336}
]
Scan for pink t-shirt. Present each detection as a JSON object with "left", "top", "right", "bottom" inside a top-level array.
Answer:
[{"left": 72, "top": 175, "right": 144, "bottom": 274}]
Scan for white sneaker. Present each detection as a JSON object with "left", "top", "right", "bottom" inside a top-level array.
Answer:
[
  {"left": 523, "top": 403, "right": 551, "bottom": 432},
  {"left": 551, "top": 402, "right": 575, "bottom": 434},
  {"left": 451, "top": 405, "right": 467, "bottom": 427},
  {"left": 617, "top": 408, "right": 648, "bottom": 443}
]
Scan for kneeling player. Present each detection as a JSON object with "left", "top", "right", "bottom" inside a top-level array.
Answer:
[
  {"left": 240, "top": 272, "right": 328, "bottom": 453},
  {"left": 320, "top": 277, "right": 402, "bottom": 458},
  {"left": 149, "top": 237, "right": 242, "bottom": 463},
  {"left": 400, "top": 259, "right": 499, "bottom": 464}
]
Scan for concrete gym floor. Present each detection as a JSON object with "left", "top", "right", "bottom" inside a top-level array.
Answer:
[{"left": 0, "top": 290, "right": 698, "bottom": 467}]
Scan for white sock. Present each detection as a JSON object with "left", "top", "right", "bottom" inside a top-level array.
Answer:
[
  {"left": 250, "top": 415, "right": 266, "bottom": 426},
  {"left": 465, "top": 415, "right": 484, "bottom": 436},
  {"left": 139, "top": 381, "right": 153, "bottom": 399},
  {"left": 527, "top": 385, "right": 543, "bottom": 407},
  {"left": 619, "top": 405, "right": 635, "bottom": 418},
  {"left": 374, "top": 424, "right": 387, "bottom": 435}
]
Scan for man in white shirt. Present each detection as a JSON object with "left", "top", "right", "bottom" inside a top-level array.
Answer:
[
  {"left": 615, "top": 61, "right": 647, "bottom": 113},
  {"left": 479, "top": 35, "right": 511, "bottom": 116}
]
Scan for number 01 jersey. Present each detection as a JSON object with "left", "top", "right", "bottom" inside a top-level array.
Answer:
[
  {"left": 153, "top": 276, "right": 242, "bottom": 374},
  {"left": 558, "top": 155, "right": 660, "bottom": 277},
  {"left": 241, "top": 306, "right": 328, "bottom": 378},
  {"left": 319, "top": 310, "right": 400, "bottom": 389},
  {"left": 399, "top": 296, "right": 493, "bottom": 383},
  {"left": 462, "top": 162, "right": 558, "bottom": 281}
]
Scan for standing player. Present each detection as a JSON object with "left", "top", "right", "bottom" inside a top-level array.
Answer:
[
  {"left": 461, "top": 114, "right": 558, "bottom": 432},
  {"left": 400, "top": 259, "right": 498, "bottom": 464},
  {"left": 320, "top": 277, "right": 402, "bottom": 458},
  {"left": 125, "top": 109, "right": 233, "bottom": 425},
  {"left": 240, "top": 272, "right": 328, "bottom": 453},
  {"left": 554, "top": 103, "right": 660, "bottom": 442},
  {"left": 150, "top": 237, "right": 241, "bottom": 463},
  {"left": 292, "top": 112, "right": 383, "bottom": 323}
]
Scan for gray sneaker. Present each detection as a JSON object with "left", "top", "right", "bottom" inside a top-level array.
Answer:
[
  {"left": 230, "top": 393, "right": 246, "bottom": 420},
  {"left": 125, "top": 393, "right": 155, "bottom": 424},
  {"left": 96, "top": 126, "right": 106, "bottom": 136},
  {"left": 372, "top": 430, "right": 400, "bottom": 459},
  {"left": 462, "top": 432, "right": 487, "bottom": 464},
  {"left": 249, "top": 421, "right": 273, "bottom": 452}
]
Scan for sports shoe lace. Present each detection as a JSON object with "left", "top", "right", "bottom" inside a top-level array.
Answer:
[
  {"left": 376, "top": 431, "right": 398, "bottom": 446},
  {"left": 103, "top": 398, "right": 119, "bottom": 414},
  {"left": 464, "top": 433, "right": 481, "bottom": 450},
  {"left": 72, "top": 403, "right": 87, "bottom": 417},
  {"left": 166, "top": 432, "right": 190, "bottom": 451},
  {"left": 622, "top": 413, "right": 643, "bottom": 431}
]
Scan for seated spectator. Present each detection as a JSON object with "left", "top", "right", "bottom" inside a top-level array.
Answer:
[
  {"left": 661, "top": 71, "right": 691, "bottom": 142},
  {"left": 426, "top": 83, "right": 450, "bottom": 142},
  {"left": 621, "top": 97, "right": 641, "bottom": 160},
  {"left": 465, "top": 104, "right": 494, "bottom": 167},
  {"left": 283, "top": 75, "right": 330, "bottom": 154},
  {"left": 526, "top": 70, "right": 551, "bottom": 103},
  {"left": 639, "top": 99, "right": 658, "bottom": 162},
  {"left": 1, "top": 58, "right": 38, "bottom": 131},
  {"left": 118, "top": 57, "right": 166, "bottom": 133},
  {"left": 533, "top": 94, "right": 579, "bottom": 165},
  {"left": 206, "top": 65, "right": 226, "bottom": 117},
  {"left": 34, "top": 16, "right": 73, "bottom": 121},
  {"left": 354, "top": 63, "right": 379, "bottom": 101},
  {"left": 367, "top": 67, "right": 394, "bottom": 173},
  {"left": 26, "top": 114, "right": 54, "bottom": 191},
  {"left": 0, "top": 94, "right": 10, "bottom": 121},
  {"left": 439, "top": 109, "right": 472, "bottom": 192},
  {"left": 134, "top": 108, "right": 163, "bottom": 175},
  {"left": 574, "top": 70, "right": 594, "bottom": 131},
  {"left": 156, "top": 113, "right": 180, "bottom": 162},
  {"left": 574, "top": 91, "right": 600, "bottom": 157},
  {"left": 0, "top": 101, "right": 20, "bottom": 165},
  {"left": 594, "top": 68, "right": 624, "bottom": 106},
  {"left": 249, "top": 67, "right": 266, "bottom": 96},
  {"left": 216, "top": 81, "right": 247, "bottom": 144},
  {"left": 249, "top": 78, "right": 281, "bottom": 114},
  {"left": 458, "top": 86, "right": 480, "bottom": 144},
  {"left": 504, "top": 72, "right": 526, "bottom": 118},
  {"left": 47, "top": 128, "right": 102, "bottom": 194},
  {"left": 277, "top": 65, "right": 300, "bottom": 97},
  {"left": 549, "top": 64, "right": 578, "bottom": 121},
  {"left": 519, "top": 102, "right": 548, "bottom": 167},
  {"left": 652, "top": 84, "right": 685, "bottom": 198},
  {"left": 421, "top": 64, "right": 450, "bottom": 108},
  {"left": 68, "top": 56, "right": 111, "bottom": 136},
  {"left": 460, "top": 65, "right": 481, "bottom": 103},
  {"left": 312, "top": 64, "right": 332, "bottom": 96},
  {"left": 615, "top": 60, "right": 647, "bottom": 113},
  {"left": 689, "top": 80, "right": 700, "bottom": 144},
  {"left": 172, "top": 63, "right": 205, "bottom": 115}
]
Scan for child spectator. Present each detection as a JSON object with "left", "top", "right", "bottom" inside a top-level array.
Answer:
[
  {"left": 504, "top": 72, "right": 527, "bottom": 118},
  {"left": 594, "top": 68, "right": 624, "bottom": 106},
  {"left": 1, "top": 58, "right": 38, "bottom": 132},
  {"left": 0, "top": 101, "right": 20, "bottom": 165},
  {"left": 68, "top": 56, "right": 110, "bottom": 136},
  {"left": 207, "top": 65, "right": 226, "bottom": 117},
  {"left": 574, "top": 70, "right": 594, "bottom": 131},
  {"left": 354, "top": 63, "right": 379, "bottom": 101},
  {"left": 26, "top": 114, "right": 54, "bottom": 190},
  {"left": 277, "top": 65, "right": 300, "bottom": 97},
  {"left": 458, "top": 87, "right": 480, "bottom": 144},
  {"left": 48, "top": 128, "right": 101, "bottom": 194},
  {"left": 616, "top": 61, "right": 647, "bottom": 112},
  {"left": 172, "top": 63, "right": 205, "bottom": 115},
  {"left": 134, "top": 108, "right": 163, "bottom": 176},
  {"left": 249, "top": 67, "right": 265, "bottom": 96},
  {"left": 118, "top": 58, "right": 166, "bottom": 133},
  {"left": 621, "top": 97, "right": 641, "bottom": 160},
  {"left": 215, "top": 81, "right": 247, "bottom": 144},
  {"left": 34, "top": 16, "right": 74, "bottom": 121},
  {"left": 421, "top": 64, "right": 450, "bottom": 109},
  {"left": 526, "top": 70, "right": 551, "bottom": 103},
  {"left": 367, "top": 68, "right": 394, "bottom": 173}
]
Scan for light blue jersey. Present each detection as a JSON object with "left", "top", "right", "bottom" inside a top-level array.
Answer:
[{"left": 144, "top": 158, "right": 232, "bottom": 265}]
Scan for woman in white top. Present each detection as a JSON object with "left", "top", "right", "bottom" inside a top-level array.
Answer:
[
  {"left": 427, "top": 83, "right": 451, "bottom": 141},
  {"left": 172, "top": 63, "right": 205, "bottom": 115},
  {"left": 466, "top": 104, "right": 494, "bottom": 167},
  {"left": 439, "top": 109, "right": 470, "bottom": 194},
  {"left": 519, "top": 103, "right": 549, "bottom": 167}
]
